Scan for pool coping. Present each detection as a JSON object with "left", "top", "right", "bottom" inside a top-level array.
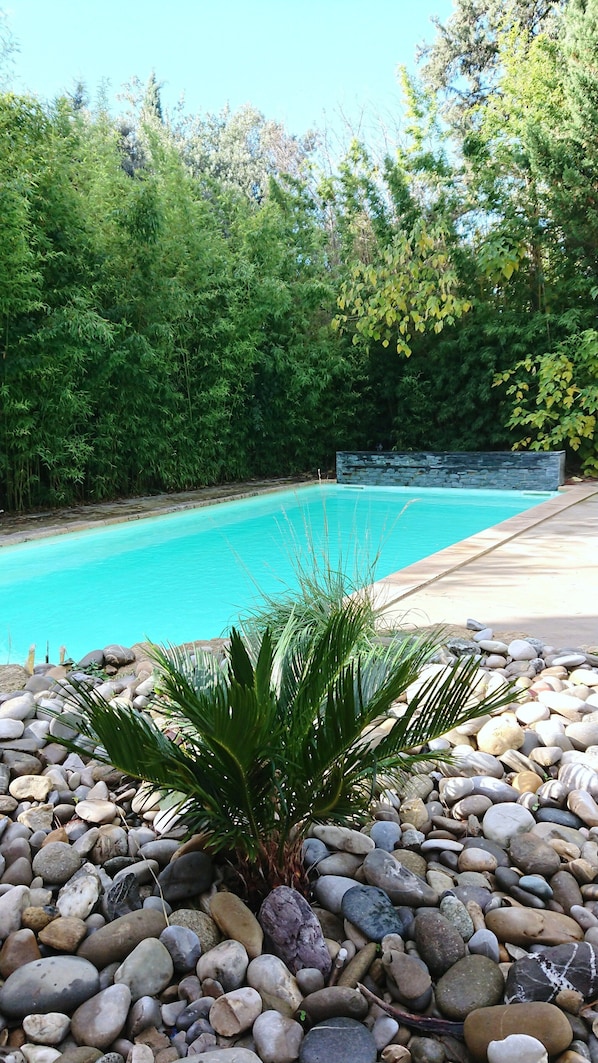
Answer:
[
  {"left": 369, "top": 483, "right": 598, "bottom": 616},
  {"left": 0, "top": 477, "right": 318, "bottom": 548}
]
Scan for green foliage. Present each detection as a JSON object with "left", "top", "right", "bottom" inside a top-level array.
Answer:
[
  {"left": 335, "top": 220, "right": 472, "bottom": 356},
  {"left": 496, "top": 328, "right": 598, "bottom": 475},
  {"left": 56, "top": 596, "right": 516, "bottom": 898},
  {"left": 3, "top": 0, "right": 598, "bottom": 511}
]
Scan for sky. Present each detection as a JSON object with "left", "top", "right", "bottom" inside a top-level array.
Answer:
[{"left": 3, "top": 0, "right": 455, "bottom": 138}]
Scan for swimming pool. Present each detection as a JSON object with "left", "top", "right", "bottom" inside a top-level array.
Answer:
[{"left": 0, "top": 483, "right": 553, "bottom": 663}]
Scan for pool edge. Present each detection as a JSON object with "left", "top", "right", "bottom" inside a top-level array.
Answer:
[{"left": 369, "top": 484, "right": 598, "bottom": 615}]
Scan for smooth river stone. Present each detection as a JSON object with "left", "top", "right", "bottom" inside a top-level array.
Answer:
[
  {"left": 74, "top": 800, "right": 117, "bottom": 824},
  {"left": 157, "top": 851, "right": 213, "bottom": 902},
  {"left": 476, "top": 714, "right": 525, "bottom": 755},
  {"left": 113, "top": 938, "right": 174, "bottom": 1001},
  {"left": 464, "top": 1002, "right": 572, "bottom": 1061},
  {"left": 56, "top": 864, "right": 102, "bottom": 920},
  {"left": 485, "top": 907, "right": 584, "bottom": 946},
  {"left": 71, "top": 984, "right": 131, "bottom": 1048},
  {"left": 210, "top": 893, "right": 263, "bottom": 959},
  {"left": 312, "top": 876, "right": 357, "bottom": 916},
  {"left": 558, "top": 761, "right": 598, "bottom": 797},
  {"left": 299, "top": 1016, "right": 377, "bottom": 1063},
  {"left": 483, "top": 802, "right": 536, "bottom": 848},
  {"left": 311, "top": 825, "right": 374, "bottom": 855},
  {"left": 259, "top": 886, "right": 331, "bottom": 977},
  {"left": 21, "top": 1014, "right": 71, "bottom": 1046},
  {"left": 508, "top": 833, "right": 561, "bottom": 877},
  {"left": 9, "top": 774, "right": 52, "bottom": 801},
  {"left": 435, "top": 954, "right": 505, "bottom": 1020},
  {"left": 209, "top": 987, "right": 263, "bottom": 1037},
  {"left": 369, "top": 821, "right": 402, "bottom": 851},
  {"left": 316, "top": 852, "right": 363, "bottom": 876},
  {"left": 438, "top": 778, "right": 474, "bottom": 804},
  {"left": 567, "top": 790, "right": 598, "bottom": 827},
  {"left": 529, "top": 746, "right": 563, "bottom": 768},
  {"left": 32, "top": 842, "right": 83, "bottom": 885},
  {"left": 382, "top": 950, "right": 432, "bottom": 1010},
  {"left": 534, "top": 721, "right": 573, "bottom": 752},
  {"left": 77, "top": 909, "right": 168, "bottom": 968},
  {"left": 509, "top": 639, "right": 537, "bottom": 660},
  {"left": 451, "top": 795, "right": 493, "bottom": 820},
  {"left": 471, "top": 777, "right": 519, "bottom": 802},
  {"left": 252, "top": 1011, "right": 304, "bottom": 1063},
  {"left": 196, "top": 939, "right": 249, "bottom": 992},
  {"left": 414, "top": 910, "right": 466, "bottom": 977},
  {"left": 247, "top": 954, "right": 303, "bottom": 1016},
  {"left": 340, "top": 885, "right": 409, "bottom": 943},
  {"left": 531, "top": 821, "right": 587, "bottom": 849},
  {"left": 0, "top": 956, "right": 100, "bottom": 1017},
  {"left": 487, "top": 1034, "right": 548, "bottom": 1063},
  {"left": 457, "top": 847, "right": 497, "bottom": 873},
  {"left": 566, "top": 720, "right": 598, "bottom": 750},
  {"left": 505, "top": 941, "right": 598, "bottom": 1004},
  {"left": 362, "top": 849, "right": 438, "bottom": 907},
  {"left": 301, "top": 986, "right": 368, "bottom": 1023}
]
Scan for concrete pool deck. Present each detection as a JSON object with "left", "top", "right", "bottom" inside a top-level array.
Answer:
[
  {"left": 2, "top": 479, "right": 597, "bottom": 650},
  {"left": 371, "top": 483, "right": 598, "bottom": 649}
]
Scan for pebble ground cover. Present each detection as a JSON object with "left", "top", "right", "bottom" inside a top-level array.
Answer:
[{"left": 2, "top": 624, "right": 598, "bottom": 1063}]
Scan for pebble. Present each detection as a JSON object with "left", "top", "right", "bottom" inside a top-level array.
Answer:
[
  {"left": 341, "top": 884, "right": 410, "bottom": 942},
  {"left": 252, "top": 1011, "right": 304, "bottom": 1063},
  {"left": 487, "top": 1035, "right": 548, "bottom": 1063},
  {"left": 299, "top": 1016, "right": 377, "bottom": 1063},
  {"left": 246, "top": 954, "right": 303, "bottom": 1015},
  {"left": 113, "top": 938, "right": 174, "bottom": 1000},
  {"left": 434, "top": 954, "right": 505, "bottom": 1019},
  {"left": 0, "top": 956, "right": 100, "bottom": 1017},
  {"left": 483, "top": 801, "right": 537, "bottom": 846},
  {"left": 209, "top": 987, "right": 262, "bottom": 1036},
  {"left": 464, "top": 1002, "right": 573, "bottom": 1059},
  {"left": 78, "top": 908, "right": 166, "bottom": 966},
  {"left": 70, "top": 984, "right": 132, "bottom": 1049},
  {"left": 362, "top": 849, "right": 439, "bottom": 906},
  {"left": 259, "top": 886, "right": 331, "bottom": 976}
]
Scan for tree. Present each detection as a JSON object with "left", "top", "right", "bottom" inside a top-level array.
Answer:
[
  {"left": 418, "top": 0, "right": 564, "bottom": 129},
  {"left": 496, "top": 326, "right": 598, "bottom": 474},
  {"left": 0, "top": 7, "right": 16, "bottom": 90},
  {"left": 176, "top": 103, "right": 316, "bottom": 202}
]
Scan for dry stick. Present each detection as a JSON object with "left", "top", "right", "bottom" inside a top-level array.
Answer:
[{"left": 357, "top": 983, "right": 465, "bottom": 1039}]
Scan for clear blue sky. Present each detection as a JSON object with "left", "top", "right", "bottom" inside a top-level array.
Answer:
[{"left": 4, "top": 1, "right": 455, "bottom": 135}]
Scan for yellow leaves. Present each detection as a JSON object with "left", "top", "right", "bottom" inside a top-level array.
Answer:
[{"left": 332, "top": 220, "right": 474, "bottom": 356}]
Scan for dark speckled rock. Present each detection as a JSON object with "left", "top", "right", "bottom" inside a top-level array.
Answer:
[
  {"left": 414, "top": 910, "right": 466, "bottom": 977},
  {"left": 340, "top": 885, "right": 410, "bottom": 942},
  {"left": 505, "top": 941, "right": 598, "bottom": 1004},
  {"left": 259, "top": 886, "right": 331, "bottom": 977},
  {"left": 299, "top": 1016, "right": 376, "bottom": 1063},
  {"left": 435, "top": 954, "right": 505, "bottom": 1019}
]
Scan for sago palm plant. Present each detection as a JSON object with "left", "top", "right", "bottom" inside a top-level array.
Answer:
[{"left": 56, "top": 597, "right": 516, "bottom": 901}]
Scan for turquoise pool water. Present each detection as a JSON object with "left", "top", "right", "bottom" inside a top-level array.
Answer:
[{"left": 0, "top": 484, "right": 552, "bottom": 663}]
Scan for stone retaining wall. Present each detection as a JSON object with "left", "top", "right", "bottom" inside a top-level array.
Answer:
[{"left": 336, "top": 451, "right": 566, "bottom": 491}]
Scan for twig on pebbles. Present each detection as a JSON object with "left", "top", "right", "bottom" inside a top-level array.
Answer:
[{"left": 357, "top": 983, "right": 465, "bottom": 1039}]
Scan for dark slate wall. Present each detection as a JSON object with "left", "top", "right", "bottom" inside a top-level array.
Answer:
[{"left": 336, "top": 451, "right": 565, "bottom": 491}]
